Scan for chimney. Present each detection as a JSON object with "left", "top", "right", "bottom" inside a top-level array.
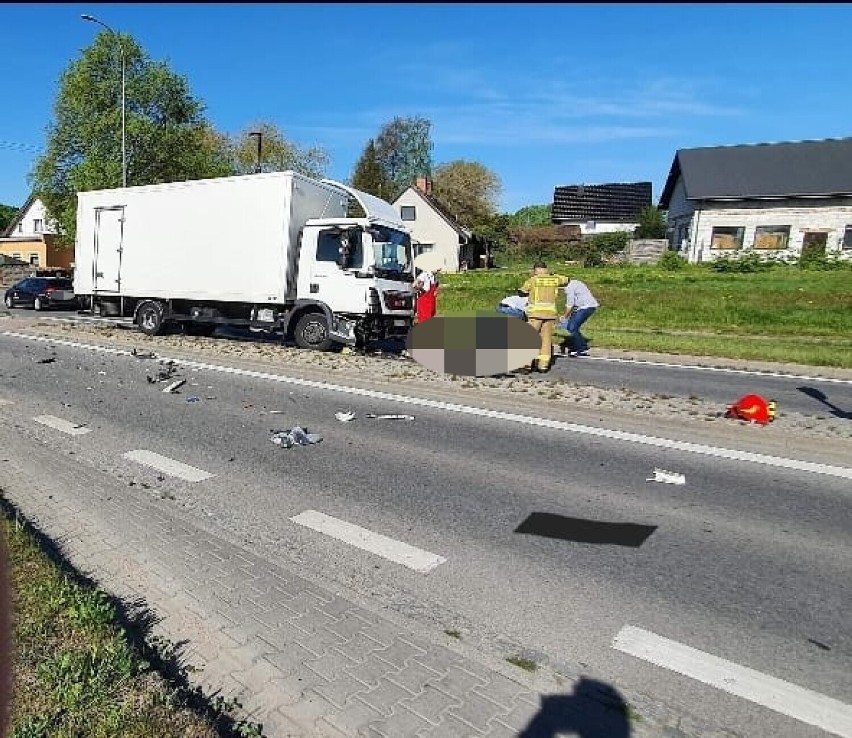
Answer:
[{"left": 415, "top": 176, "right": 432, "bottom": 195}]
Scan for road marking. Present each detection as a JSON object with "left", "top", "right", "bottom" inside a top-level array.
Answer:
[
  {"left": 33, "top": 415, "right": 91, "bottom": 436},
  {"left": 613, "top": 625, "right": 852, "bottom": 738},
  {"left": 290, "top": 510, "right": 446, "bottom": 573},
  {"left": 123, "top": 450, "right": 213, "bottom": 482},
  {"left": 580, "top": 354, "right": 852, "bottom": 385},
  {"left": 5, "top": 332, "right": 852, "bottom": 481},
  {"left": 0, "top": 399, "right": 12, "bottom": 406}
]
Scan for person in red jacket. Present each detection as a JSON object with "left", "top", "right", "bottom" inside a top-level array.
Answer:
[{"left": 413, "top": 266, "right": 441, "bottom": 324}]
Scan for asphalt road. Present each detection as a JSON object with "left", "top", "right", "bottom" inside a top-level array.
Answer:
[
  {"left": 30, "top": 307, "right": 852, "bottom": 419},
  {"left": 0, "top": 330, "right": 849, "bottom": 738}
]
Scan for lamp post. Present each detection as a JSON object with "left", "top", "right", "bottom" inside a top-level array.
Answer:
[
  {"left": 81, "top": 13, "right": 126, "bottom": 188},
  {"left": 248, "top": 132, "right": 262, "bottom": 174}
]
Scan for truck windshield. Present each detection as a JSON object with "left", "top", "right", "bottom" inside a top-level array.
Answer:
[{"left": 367, "top": 226, "right": 412, "bottom": 277}]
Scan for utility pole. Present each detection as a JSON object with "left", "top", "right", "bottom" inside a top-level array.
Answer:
[{"left": 249, "top": 132, "right": 262, "bottom": 174}]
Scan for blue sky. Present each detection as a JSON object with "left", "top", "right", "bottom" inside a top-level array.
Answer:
[{"left": 1, "top": 3, "right": 851, "bottom": 214}]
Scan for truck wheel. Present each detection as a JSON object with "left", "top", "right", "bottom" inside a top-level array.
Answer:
[
  {"left": 294, "top": 312, "right": 334, "bottom": 351},
  {"left": 136, "top": 300, "right": 165, "bottom": 336}
]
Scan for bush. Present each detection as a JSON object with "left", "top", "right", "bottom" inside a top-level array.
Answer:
[
  {"left": 658, "top": 250, "right": 687, "bottom": 271},
  {"left": 710, "top": 251, "right": 778, "bottom": 273},
  {"left": 567, "top": 231, "right": 630, "bottom": 267},
  {"left": 796, "top": 250, "right": 851, "bottom": 271}
]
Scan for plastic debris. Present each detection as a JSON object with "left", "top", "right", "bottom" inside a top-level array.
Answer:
[
  {"left": 335, "top": 411, "right": 356, "bottom": 422},
  {"left": 186, "top": 396, "right": 201, "bottom": 403},
  {"left": 98, "top": 371, "right": 107, "bottom": 375},
  {"left": 162, "top": 379, "right": 186, "bottom": 394},
  {"left": 365, "top": 413, "right": 415, "bottom": 421},
  {"left": 647, "top": 468, "right": 686, "bottom": 485},
  {"left": 37, "top": 357, "right": 56, "bottom": 364},
  {"left": 268, "top": 410, "right": 286, "bottom": 414},
  {"left": 147, "top": 362, "right": 178, "bottom": 383},
  {"left": 131, "top": 348, "right": 157, "bottom": 360},
  {"left": 725, "top": 394, "right": 776, "bottom": 425},
  {"left": 270, "top": 426, "right": 323, "bottom": 448}
]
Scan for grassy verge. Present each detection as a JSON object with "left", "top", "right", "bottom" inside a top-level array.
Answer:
[
  {"left": 437, "top": 262, "right": 852, "bottom": 368},
  {"left": 1, "top": 499, "right": 266, "bottom": 738}
]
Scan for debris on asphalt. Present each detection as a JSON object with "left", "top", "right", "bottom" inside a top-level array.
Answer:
[
  {"left": 725, "top": 394, "right": 777, "bottom": 425},
  {"left": 186, "top": 396, "right": 202, "bottom": 403},
  {"left": 647, "top": 468, "right": 686, "bottom": 485},
  {"left": 268, "top": 410, "right": 286, "bottom": 415},
  {"left": 147, "top": 361, "right": 179, "bottom": 384},
  {"left": 335, "top": 411, "right": 356, "bottom": 422},
  {"left": 270, "top": 426, "right": 323, "bottom": 448},
  {"left": 37, "top": 357, "right": 56, "bottom": 364},
  {"left": 162, "top": 379, "right": 186, "bottom": 394},
  {"left": 97, "top": 371, "right": 107, "bottom": 375},
  {"left": 131, "top": 348, "right": 157, "bottom": 360},
  {"left": 365, "top": 413, "right": 415, "bottom": 421}
]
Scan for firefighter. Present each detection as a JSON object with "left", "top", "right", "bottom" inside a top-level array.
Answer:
[{"left": 516, "top": 261, "right": 570, "bottom": 373}]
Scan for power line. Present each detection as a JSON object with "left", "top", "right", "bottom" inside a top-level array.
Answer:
[{"left": 0, "top": 140, "right": 43, "bottom": 154}]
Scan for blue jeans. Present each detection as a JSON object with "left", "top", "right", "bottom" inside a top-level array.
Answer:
[
  {"left": 559, "top": 307, "right": 596, "bottom": 352},
  {"left": 496, "top": 305, "right": 526, "bottom": 320}
]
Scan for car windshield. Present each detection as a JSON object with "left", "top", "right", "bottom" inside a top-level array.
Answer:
[{"left": 367, "top": 226, "right": 412, "bottom": 276}]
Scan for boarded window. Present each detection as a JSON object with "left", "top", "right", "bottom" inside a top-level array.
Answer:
[
  {"left": 29, "top": 253, "right": 40, "bottom": 266},
  {"left": 400, "top": 206, "right": 416, "bottom": 221},
  {"left": 710, "top": 226, "right": 744, "bottom": 250},
  {"left": 753, "top": 225, "right": 791, "bottom": 250},
  {"left": 842, "top": 225, "right": 852, "bottom": 250}
]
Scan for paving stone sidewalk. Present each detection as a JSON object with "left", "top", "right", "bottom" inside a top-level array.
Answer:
[{"left": 0, "top": 426, "right": 728, "bottom": 738}]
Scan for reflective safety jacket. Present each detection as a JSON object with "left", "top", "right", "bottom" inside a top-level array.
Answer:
[{"left": 520, "top": 274, "right": 570, "bottom": 318}]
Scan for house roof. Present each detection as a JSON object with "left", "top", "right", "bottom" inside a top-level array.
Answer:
[
  {"left": 659, "top": 137, "right": 852, "bottom": 208},
  {"left": 552, "top": 182, "right": 652, "bottom": 222},
  {"left": 395, "top": 187, "right": 471, "bottom": 241},
  {"left": 1, "top": 193, "right": 36, "bottom": 237}
]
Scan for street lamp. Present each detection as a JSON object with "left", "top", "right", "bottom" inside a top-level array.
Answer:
[
  {"left": 248, "top": 132, "right": 262, "bottom": 174},
  {"left": 81, "top": 13, "right": 127, "bottom": 188}
]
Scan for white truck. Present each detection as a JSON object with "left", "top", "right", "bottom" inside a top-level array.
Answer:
[{"left": 73, "top": 171, "right": 415, "bottom": 350}]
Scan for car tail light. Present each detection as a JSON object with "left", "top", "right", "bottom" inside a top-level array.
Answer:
[{"left": 45, "top": 286, "right": 57, "bottom": 293}]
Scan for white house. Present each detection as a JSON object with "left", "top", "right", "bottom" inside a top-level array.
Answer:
[
  {"left": 392, "top": 178, "right": 490, "bottom": 273},
  {"left": 659, "top": 137, "right": 852, "bottom": 263},
  {"left": 551, "top": 182, "right": 652, "bottom": 235}
]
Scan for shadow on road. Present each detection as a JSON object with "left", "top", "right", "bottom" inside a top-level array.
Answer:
[
  {"left": 797, "top": 386, "right": 852, "bottom": 420},
  {"left": 519, "top": 677, "right": 632, "bottom": 737}
]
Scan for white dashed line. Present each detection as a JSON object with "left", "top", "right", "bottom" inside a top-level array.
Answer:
[
  {"left": 5, "top": 332, "right": 852, "bottom": 481},
  {"left": 613, "top": 626, "right": 852, "bottom": 738},
  {"left": 0, "top": 398, "right": 12, "bottom": 406},
  {"left": 290, "top": 510, "right": 446, "bottom": 573},
  {"left": 123, "top": 450, "right": 213, "bottom": 482},
  {"left": 582, "top": 354, "right": 852, "bottom": 385},
  {"left": 33, "top": 415, "right": 91, "bottom": 436}
]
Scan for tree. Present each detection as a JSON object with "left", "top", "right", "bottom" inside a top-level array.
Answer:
[
  {"left": 431, "top": 160, "right": 501, "bottom": 229},
  {"left": 0, "top": 204, "right": 18, "bottom": 233},
  {"left": 350, "top": 139, "right": 393, "bottom": 199},
  {"left": 509, "top": 203, "right": 552, "bottom": 227},
  {"left": 634, "top": 205, "right": 667, "bottom": 239},
  {"left": 371, "top": 116, "right": 433, "bottom": 201},
  {"left": 227, "top": 121, "right": 329, "bottom": 179},
  {"left": 30, "top": 31, "right": 232, "bottom": 246}
]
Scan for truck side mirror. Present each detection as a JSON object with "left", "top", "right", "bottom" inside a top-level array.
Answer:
[{"left": 338, "top": 235, "right": 352, "bottom": 269}]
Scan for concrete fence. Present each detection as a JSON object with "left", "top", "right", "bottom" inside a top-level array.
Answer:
[{"left": 627, "top": 239, "right": 669, "bottom": 264}]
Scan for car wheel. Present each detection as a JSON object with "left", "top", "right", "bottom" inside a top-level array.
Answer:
[
  {"left": 294, "top": 312, "right": 334, "bottom": 351},
  {"left": 33, "top": 297, "right": 43, "bottom": 311},
  {"left": 3, "top": 296, "right": 12, "bottom": 309},
  {"left": 136, "top": 300, "right": 166, "bottom": 336}
]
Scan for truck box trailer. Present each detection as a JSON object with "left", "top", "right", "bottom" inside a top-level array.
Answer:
[{"left": 73, "top": 171, "right": 415, "bottom": 350}]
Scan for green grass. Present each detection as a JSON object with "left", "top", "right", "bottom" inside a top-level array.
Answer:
[
  {"left": 2, "top": 505, "right": 266, "bottom": 738},
  {"left": 505, "top": 655, "right": 538, "bottom": 672},
  {"left": 437, "top": 261, "right": 852, "bottom": 368}
]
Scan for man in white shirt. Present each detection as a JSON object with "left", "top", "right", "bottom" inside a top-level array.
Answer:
[
  {"left": 560, "top": 279, "right": 599, "bottom": 356},
  {"left": 496, "top": 294, "right": 528, "bottom": 320}
]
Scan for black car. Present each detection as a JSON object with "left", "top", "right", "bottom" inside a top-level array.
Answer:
[{"left": 3, "top": 277, "right": 78, "bottom": 311}]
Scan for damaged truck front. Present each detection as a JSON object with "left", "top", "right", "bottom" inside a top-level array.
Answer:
[{"left": 73, "top": 172, "right": 415, "bottom": 350}]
